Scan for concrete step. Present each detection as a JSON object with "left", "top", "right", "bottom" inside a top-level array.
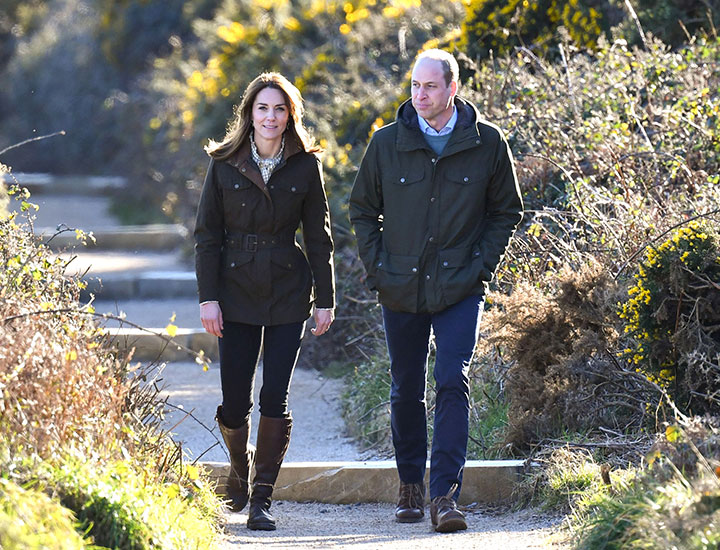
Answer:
[
  {"left": 105, "top": 327, "right": 217, "bottom": 363},
  {"left": 81, "top": 270, "right": 196, "bottom": 300},
  {"left": 201, "top": 460, "right": 532, "bottom": 506},
  {"left": 39, "top": 224, "right": 188, "bottom": 251},
  {"left": 11, "top": 173, "right": 126, "bottom": 195}
]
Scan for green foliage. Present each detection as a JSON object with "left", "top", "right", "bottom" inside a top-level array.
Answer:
[
  {"left": 572, "top": 420, "right": 720, "bottom": 549},
  {"left": 0, "top": 477, "right": 87, "bottom": 550},
  {"left": 1, "top": 190, "right": 224, "bottom": 548},
  {"left": 458, "top": 0, "right": 608, "bottom": 60},
  {"left": 51, "top": 458, "right": 220, "bottom": 550},
  {"left": 619, "top": 221, "right": 720, "bottom": 413},
  {"left": 467, "top": 360, "right": 509, "bottom": 459},
  {"left": 625, "top": 0, "right": 720, "bottom": 47},
  {"left": 342, "top": 355, "right": 393, "bottom": 453}
]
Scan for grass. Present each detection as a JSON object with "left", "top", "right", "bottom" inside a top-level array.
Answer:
[{"left": 0, "top": 477, "right": 88, "bottom": 550}]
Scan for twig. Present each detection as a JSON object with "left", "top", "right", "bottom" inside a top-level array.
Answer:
[{"left": 0, "top": 131, "right": 66, "bottom": 156}]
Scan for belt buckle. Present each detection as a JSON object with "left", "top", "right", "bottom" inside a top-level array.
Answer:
[{"left": 246, "top": 234, "right": 258, "bottom": 252}]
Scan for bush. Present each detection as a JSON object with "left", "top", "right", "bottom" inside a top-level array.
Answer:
[
  {"left": 573, "top": 418, "right": 720, "bottom": 549},
  {"left": 0, "top": 193, "right": 223, "bottom": 547},
  {"left": 619, "top": 220, "right": 720, "bottom": 414},
  {"left": 0, "top": 477, "right": 87, "bottom": 550},
  {"left": 482, "top": 263, "right": 653, "bottom": 450},
  {"left": 458, "top": 0, "right": 608, "bottom": 61}
]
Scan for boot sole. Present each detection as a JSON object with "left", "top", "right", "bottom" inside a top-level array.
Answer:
[
  {"left": 434, "top": 517, "right": 468, "bottom": 533},
  {"left": 396, "top": 515, "right": 424, "bottom": 523},
  {"left": 247, "top": 521, "right": 276, "bottom": 531}
]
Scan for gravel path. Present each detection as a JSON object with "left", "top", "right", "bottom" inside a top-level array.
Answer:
[
  {"left": 159, "top": 361, "right": 362, "bottom": 463},
  {"left": 159, "top": 360, "right": 568, "bottom": 549},
  {"left": 220, "top": 502, "right": 566, "bottom": 549}
]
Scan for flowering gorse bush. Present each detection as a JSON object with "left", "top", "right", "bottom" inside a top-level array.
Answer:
[{"left": 619, "top": 220, "right": 720, "bottom": 412}]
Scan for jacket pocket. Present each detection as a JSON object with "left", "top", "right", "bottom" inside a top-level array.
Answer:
[
  {"left": 270, "top": 247, "right": 313, "bottom": 300},
  {"left": 437, "top": 247, "right": 476, "bottom": 306},
  {"left": 446, "top": 173, "right": 490, "bottom": 186},
  {"left": 375, "top": 252, "right": 420, "bottom": 311},
  {"left": 387, "top": 167, "right": 425, "bottom": 187}
]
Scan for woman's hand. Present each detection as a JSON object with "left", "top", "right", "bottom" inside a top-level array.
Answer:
[
  {"left": 200, "top": 302, "right": 224, "bottom": 337},
  {"left": 311, "top": 308, "right": 334, "bottom": 336}
]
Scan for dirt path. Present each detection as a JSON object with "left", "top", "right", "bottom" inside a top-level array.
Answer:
[{"left": 220, "top": 502, "right": 567, "bottom": 549}]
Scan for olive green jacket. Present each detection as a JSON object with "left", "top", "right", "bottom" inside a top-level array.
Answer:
[
  {"left": 349, "top": 97, "right": 523, "bottom": 313},
  {"left": 194, "top": 137, "right": 335, "bottom": 325}
]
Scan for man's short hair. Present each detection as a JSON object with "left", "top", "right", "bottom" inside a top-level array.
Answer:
[{"left": 414, "top": 49, "right": 459, "bottom": 87}]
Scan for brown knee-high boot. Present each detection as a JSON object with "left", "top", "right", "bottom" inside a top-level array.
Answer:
[
  {"left": 247, "top": 415, "right": 292, "bottom": 531},
  {"left": 216, "top": 406, "right": 255, "bottom": 512}
]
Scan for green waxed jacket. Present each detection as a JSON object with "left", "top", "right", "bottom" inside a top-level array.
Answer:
[
  {"left": 349, "top": 97, "right": 523, "bottom": 313},
  {"left": 194, "top": 137, "right": 335, "bottom": 325}
]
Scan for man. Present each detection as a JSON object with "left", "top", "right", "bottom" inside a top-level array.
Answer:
[{"left": 349, "top": 49, "right": 523, "bottom": 533}]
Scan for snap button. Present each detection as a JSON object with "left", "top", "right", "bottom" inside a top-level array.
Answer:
[
  {"left": 426, "top": 275, "right": 431, "bottom": 280},
  {"left": 291, "top": 186, "right": 297, "bottom": 192},
  {"left": 261, "top": 240, "right": 266, "bottom": 244},
  {"left": 230, "top": 262, "right": 236, "bottom": 267},
  {"left": 431, "top": 158, "right": 436, "bottom": 163},
  {"left": 400, "top": 177, "right": 406, "bottom": 183},
  {"left": 287, "top": 263, "right": 292, "bottom": 268},
  {"left": 430, "top": 197, "right": 436, "bottom": 202},
  {"left": 270, "top": 185, "right": 274, "bottom": 189},
  {"left": 234, "top": 183, "right": 240, "bottom": 189},
  {"left": 241, "top": 168, "right": 246, "bottom": 172},
  {"left": 476, "top": 139, "right": 480, "bottom": 144},
  {"left": 241, "top": 202, "right": 246, "bottom": 207},
  {"left": 474, "top": 251, "right": 480, "bottom": 256},
  {"left": 412, "top": 267, "right": 417, "bottom": 273},
  {"left": 428, "top": 236, "right": 434, "bottom": 242},
  {"left": 377, "top": 261, "right": 383, "bottom": 267},
  {"left": 463, "top": 177, "right": 469, "bottom": 182},
  {"left": 442, "top": 261, "right": 449, "bottom": 267}
]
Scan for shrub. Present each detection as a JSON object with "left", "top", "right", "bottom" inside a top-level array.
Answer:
[
  {"left": 482, "top": 262, "right": 655, "bottom": 449},
  {"left": 0, "top": 477, "right": 87, "bottom": 550},
  {"left": 619, "top": 220, "right": 720, "bottom": 414},
  {"left": 573, "top": 418, "right": 720, "bottom": 549},
  {"left": 1, "top": 194, "right": 223, "bottom": 547},
  {"left": 458, "top": 0, "right": 608, "bottom": 61}
]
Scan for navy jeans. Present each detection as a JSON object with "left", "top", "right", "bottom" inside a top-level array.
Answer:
[
  {"left": 218, "top": 320, "right": 305, "bottom": 428},
  {"left": 382, "top": 294, "right": 484, "bottom": 499}
]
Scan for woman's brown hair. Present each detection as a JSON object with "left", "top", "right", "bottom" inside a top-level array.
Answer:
[{"left": 205, "top": 72, "right": 320, "bottom": 159}]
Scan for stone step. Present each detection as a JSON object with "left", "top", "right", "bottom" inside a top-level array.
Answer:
[
  {"left": 81, "top": 270, "right": 196, "bottom": 301},
  {"left": 38, "top": 224, "right": 188, "bottom": 250},
  {"left": 105, "top": 327, "right": 217, "bottom": 363},
  {"left": 11, "top": 173, "right": 126, "bottom": 195},
  {"left": 200, "top": 460, "right": 532, "bottom": 506}
]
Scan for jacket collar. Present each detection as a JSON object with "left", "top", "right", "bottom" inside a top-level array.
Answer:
[
  {"left": 228, "top": 134, "right": 303, "bottom": 197},
  {"left": 395, "top": 96, "right": 483, "bottom": 155}
]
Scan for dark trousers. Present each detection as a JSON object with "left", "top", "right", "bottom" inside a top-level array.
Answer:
[
  {"left": 382, "top": 294, "right": 484, "bottom": 499},
  {"left": 217, "top": 320, "right": 305, "bottom": 428}
]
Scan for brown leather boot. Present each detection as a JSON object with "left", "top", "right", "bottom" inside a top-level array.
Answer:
[
  {"left": 395, "top": 482, "right": 425, "bottom": 522},
  {"left": 247, "top": 415, "right": 292, "bottom": 531},
  {"left": 430, "top": 485, "right": 467, "bottom": 533},
  {"left": 216, "top": 406, "right": 254, "bottom": 512}
]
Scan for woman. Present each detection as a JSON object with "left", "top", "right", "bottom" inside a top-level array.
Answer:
[{"left": 194, "top": 72, "right": 335, "bottom": 531}]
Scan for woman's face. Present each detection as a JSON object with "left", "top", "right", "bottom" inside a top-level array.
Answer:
[{"left": 252, "top": 87, "right": 289, "bottom": 143}]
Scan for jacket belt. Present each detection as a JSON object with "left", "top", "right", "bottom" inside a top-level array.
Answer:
[{"left": 224, "top": 232, "right": 295, "bottom": 252}]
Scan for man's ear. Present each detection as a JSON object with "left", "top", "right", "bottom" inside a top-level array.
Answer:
[{"left": 450, "top": 80, "right": 458, "bottom": 98}]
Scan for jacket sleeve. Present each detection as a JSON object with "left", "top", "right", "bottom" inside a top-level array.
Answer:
[
  {"left": 194, "top": 158, "right": 224, "bottom": 303},
  {"left": 348, "top": 137, "right": 384, "bottom": 291},
  {"left": 301, "top": 157, "right": 335, "bottom": 309},
  {"left": 476, "top": 129, "right": 524, "bottom": 281}
]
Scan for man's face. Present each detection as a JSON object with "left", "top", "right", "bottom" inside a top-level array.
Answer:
[{"left": 411, "top": 58, "right": 457, "bottom": 126}]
